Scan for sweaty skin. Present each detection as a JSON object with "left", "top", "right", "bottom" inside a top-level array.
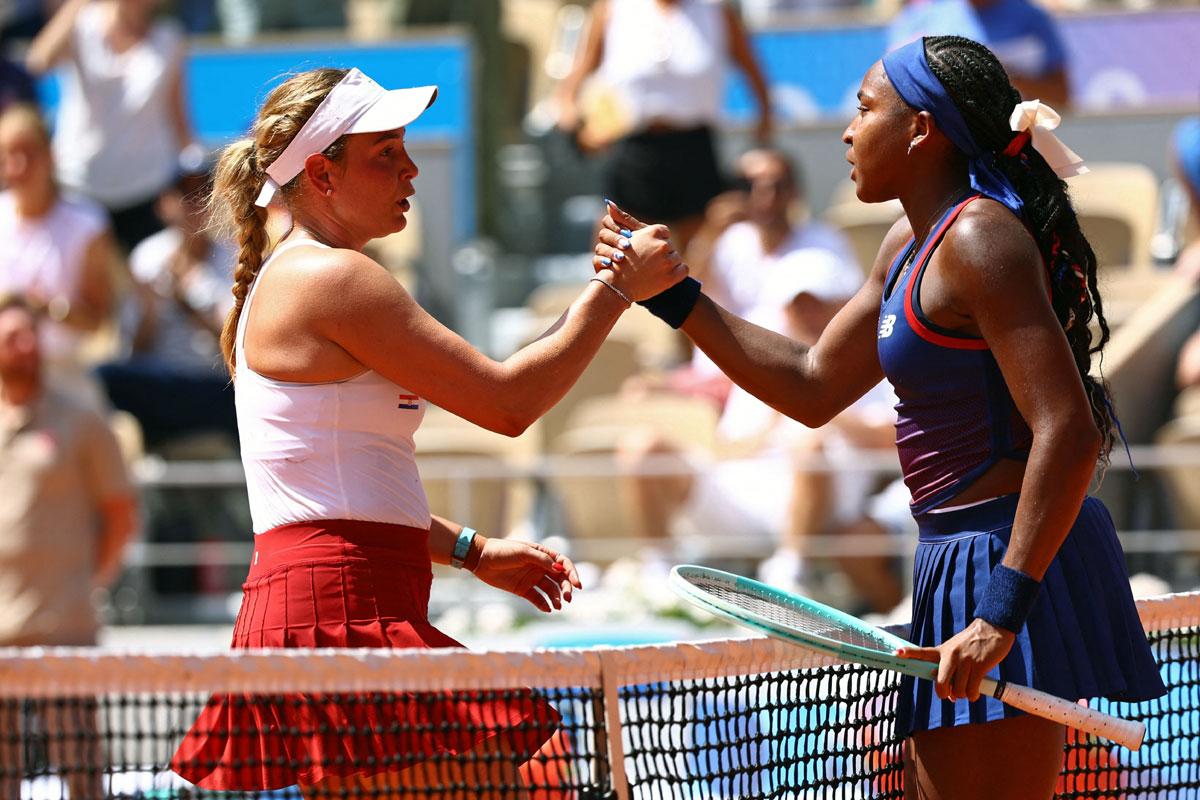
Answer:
[{"left": 592, "top": 61, "right": 1101, "bottom": 707}]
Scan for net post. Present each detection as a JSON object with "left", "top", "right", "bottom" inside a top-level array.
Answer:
[{"left": 598, "top": 650, "right": 630, "bottom": 800}]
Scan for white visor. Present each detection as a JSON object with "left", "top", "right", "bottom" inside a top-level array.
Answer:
[{"left": 254, "top": 68, "right": 438, "bottom": 207}]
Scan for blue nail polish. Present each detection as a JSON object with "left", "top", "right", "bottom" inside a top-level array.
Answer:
[
  {"left": 600, "top": 257, "right": 612, "bottom": 266},
  {"left": 618, "top": 238, "right": 631, "bottom": 249},
  {"left": 604, "top": 197, "right": 614, "bottom": 206},
  {"left": 620, "top": 229, "right": 632, "bottom": 238},
  {"left": 613, "top": 250, "right": 624, "bottom": 261}
]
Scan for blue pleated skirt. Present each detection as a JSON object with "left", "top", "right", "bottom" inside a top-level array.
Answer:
[{"left": 898, "top": 494, "right": 1166, "bottom": 736}]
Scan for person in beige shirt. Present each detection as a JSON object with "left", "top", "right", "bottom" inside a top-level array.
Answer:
[{"left": 0, "top": 293, "right": 137, "bottom": 799}]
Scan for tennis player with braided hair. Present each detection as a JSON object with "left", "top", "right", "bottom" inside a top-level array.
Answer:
[
  {"left": 597, "top": 35, "right": 1164, "bottom": 799},
  {"left": 169, "top": 67, "right": 683, "bottom": 798}
]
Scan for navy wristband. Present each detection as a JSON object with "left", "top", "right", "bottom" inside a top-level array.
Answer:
[
  {"left": 637, "top": 277, "right": 702, "bottom": 329},
  {"left": 975, "top": 564, "right": 1041, "bottom": 633}
]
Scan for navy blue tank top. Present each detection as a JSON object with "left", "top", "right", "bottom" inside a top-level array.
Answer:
[{"left": 877, "top": 194, "right": 1033, "bottom": 514}]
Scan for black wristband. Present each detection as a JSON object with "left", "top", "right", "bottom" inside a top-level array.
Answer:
[
  {"left": 975, "top": 564, "right": 1041, "bottom": 634},
  {"left": 637, "top": 277, "right": 702, "bottom": 329}
]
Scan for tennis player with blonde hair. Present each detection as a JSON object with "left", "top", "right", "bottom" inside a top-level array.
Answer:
[{"left": 170, "top": 67, "right": 684, "bottom": 798}]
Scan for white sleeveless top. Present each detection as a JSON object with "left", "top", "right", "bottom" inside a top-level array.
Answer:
[
  {"left": 53, "top": 3, "right": 184, "bottom": 207},
  {"left": 235, "top": 240, "right": 431, "bottom": 534},
  {"left": 0, "top": 190, "right": 109, "bottom": 363},
  {"left": 599, "top": 0, "right": 728, "bottom": 131}
]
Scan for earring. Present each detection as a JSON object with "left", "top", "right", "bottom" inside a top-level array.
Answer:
[
  {"left": 907, "top": 141, "right": 915, "bottom": 156},
  {"left": 325, "top": 188, "right": 332, "bottom": 196}
]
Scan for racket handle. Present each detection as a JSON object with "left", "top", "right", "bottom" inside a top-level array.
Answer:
[{"left": 981, "top": 677, "right": 1145, "bottom": 751}]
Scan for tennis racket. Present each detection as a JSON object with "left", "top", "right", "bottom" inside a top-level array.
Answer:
[{"left": 669, "top": 564, "right": 1145, "bottom": 750}]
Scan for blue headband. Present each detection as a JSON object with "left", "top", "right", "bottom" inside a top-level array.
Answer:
[
  {"left": 882, "top": 39, "right": 1024, "bottom": 216},
  {"left": 1175, "top": 117, "right": 1200, "bottom": 199}
]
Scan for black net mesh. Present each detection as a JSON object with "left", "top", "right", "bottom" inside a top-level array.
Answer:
[
  {"left": 1056, "top": 623, "right": 1200, "bottom": 799},
  {"left": 621, "top": 663, "right": 904, "bottom": 800},
  {"left": 0, "top": 687, "right": 607, "bottom": 799},
  {"left": 0, "top": 596, "right": 1195, "bottom": 799}
]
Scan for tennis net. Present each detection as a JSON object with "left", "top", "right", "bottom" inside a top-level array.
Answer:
[{"left": 0, "top": 591, "right": 1194, "bottom": 799}]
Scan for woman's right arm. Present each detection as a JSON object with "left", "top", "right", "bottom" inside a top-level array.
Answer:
[
  {"left": 602, "top": 213, "right": 913, "bottom": 427},
  {"left": 310, "top": 227, "right": 684, "bottom": 436},
  {"left": 26, "top": 0, "right": 88, "bottom": 75},
  {"left": 555, "top": 0, "right": 608, "bottom": 134},
  {"left": 681, "top": 270, "right": 884, "bottom": 427}
]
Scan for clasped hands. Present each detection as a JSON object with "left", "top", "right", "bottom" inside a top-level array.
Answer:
[{"left": 590, "top": 201, "right": 688, "bottom": 301}]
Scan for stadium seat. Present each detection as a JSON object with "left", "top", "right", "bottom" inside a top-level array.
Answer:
[
  {"left": 1099, "top": 270, "right": 1178, "bottom": 328},
  {"left": 827, "top": 178, "right": 864, "bottom": 209},
  {"left": 1069, "top": 162, "right": 1160, "bottom": 272},
  {"left": 1175, "top": 385, "right": 1200, "bottom": 421},
  {"left": 1097, "top": 274, "right": 1200, "bottom": 526},
  {"left": 531, "top": 336, "right": 643, "bottom": 453},
  {"left": 415, "top": 405, "right": 541, "bottom": 537},
  {"left": 1155, "top": 416, "right": 1200, "bottom": 530},
  {"left": 822, "top": 198, "right": 904, "bottom": 277},
  {"left": 525, "top": 284, "right": 686, "bottom": 370},
  {"left": 1103, "top": 274, "right": 1199, "bottom": 441},
  {"left": 524, "top": 281, "right": 587, "bottom": 319},
  {"left": 609, "top": 305, "right": 689, "bottom": 370},
  {"left": 548, "top": 393, "right": 719, "bottom": 563},
  {"left": 554, "top": 392, "right": 720, "bottom": 454}
]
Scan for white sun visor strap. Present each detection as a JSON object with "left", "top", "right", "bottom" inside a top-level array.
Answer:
[{"left": 253, "top": 68, "right": 437, "bottom": 207}]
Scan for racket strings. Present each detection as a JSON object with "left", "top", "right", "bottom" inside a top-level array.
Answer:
[{"left": 699, "top": 578, "right": 895, "bottom": 653}]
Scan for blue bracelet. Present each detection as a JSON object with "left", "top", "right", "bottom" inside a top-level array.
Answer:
[
  {"left": 975, "top": 564, "right": 1041, "bottom": 633},
  {"left": 450, "top": 527, "right": 476, "bottom": 570},
  {"left": 637, "top": 277, "right": 702, "bottom": 329}
]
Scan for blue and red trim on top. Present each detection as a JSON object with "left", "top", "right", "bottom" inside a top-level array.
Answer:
[
  {"left": 877, "top": 192, "right": 1036, "bottom": 513},
  {"left": 904, "top": 195, "right": 990, "bottom": 351}
]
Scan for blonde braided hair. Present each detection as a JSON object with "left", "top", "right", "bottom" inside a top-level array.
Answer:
[{"left": 212, "top": 67, "right": 350, "bottom": 374}]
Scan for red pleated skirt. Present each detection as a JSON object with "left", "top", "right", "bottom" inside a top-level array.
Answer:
[{"left": 170, "top": 519, "right": 561, "bottom": 791}]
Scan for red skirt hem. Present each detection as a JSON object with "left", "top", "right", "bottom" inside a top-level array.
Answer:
[{"left": 169, "top": 519, "right": 561, "bottom": 791}]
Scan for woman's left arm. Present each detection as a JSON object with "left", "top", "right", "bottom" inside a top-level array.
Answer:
[
  {"left": 722, "top": 4, "right": 772, "bottom": 144},
  {"left": 898, "top": 206, "right": 1102, "bottom": 701},
  {"left": 948, "top": 212, "right": 1103, "bottom": 579},
  {"left": 167, "top": 37, "right": 194, "bottom": 151},
  {"left": 428, "top": 516, "right": 582, "bottom": 613}
]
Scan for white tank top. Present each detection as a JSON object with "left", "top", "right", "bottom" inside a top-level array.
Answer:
[
  {"left": 0, "top": 190, "right": 108, "bottom": 363},
  {"left": 53, "top": 4, "right": 183, "bottom": 207},
  {"left": 599, "top": 0, "right": 728, "bottom": 131},
  {"left": 234, "top": 239, "right": 431, "bottom": 534}
]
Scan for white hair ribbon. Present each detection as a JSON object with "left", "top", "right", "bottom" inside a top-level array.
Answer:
[{"left": 1009, "top": 100, "right": 1088, "bottom": 179}]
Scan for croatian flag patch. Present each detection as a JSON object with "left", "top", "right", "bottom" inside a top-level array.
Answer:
[{"left": 398, "top": 394, "right": 420, "bottom": 410}]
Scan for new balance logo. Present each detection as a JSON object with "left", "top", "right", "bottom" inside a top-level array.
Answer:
[{"left": 878, "top": 314, "right": 897, "bottom": 339}]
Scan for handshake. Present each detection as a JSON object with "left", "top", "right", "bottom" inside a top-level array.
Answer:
[{"left": 589, "top": 201, "right": 702, "bottom": 329}]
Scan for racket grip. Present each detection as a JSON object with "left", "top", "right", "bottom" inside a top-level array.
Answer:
[{"left": 981, "top": 677, "right": 1145, "bottom": 751}]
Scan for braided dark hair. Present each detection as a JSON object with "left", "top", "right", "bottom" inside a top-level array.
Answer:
[{"left": 923, "top": 35, "right": 1114, "bottom": 466}]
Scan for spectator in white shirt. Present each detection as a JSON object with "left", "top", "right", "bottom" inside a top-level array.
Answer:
[
  {"left": 27, "top": 0, "right": 196, "bottom": 251},
  {"left": 618, "top": 150, "right": 905, "bottom": 611},
  {"left": 0, "top": 103, "right": 119, "bottom": 407},
  {"left": 97, "top": 152, "right": 238, "bottom": 452},
  {"left": 686, "top": 148, "right": 863, "bottom": 399}
]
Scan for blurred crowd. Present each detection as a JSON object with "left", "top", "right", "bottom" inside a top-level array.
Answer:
[{"left": 0, "top": 0, "right": 1196, "bottom": 639}]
